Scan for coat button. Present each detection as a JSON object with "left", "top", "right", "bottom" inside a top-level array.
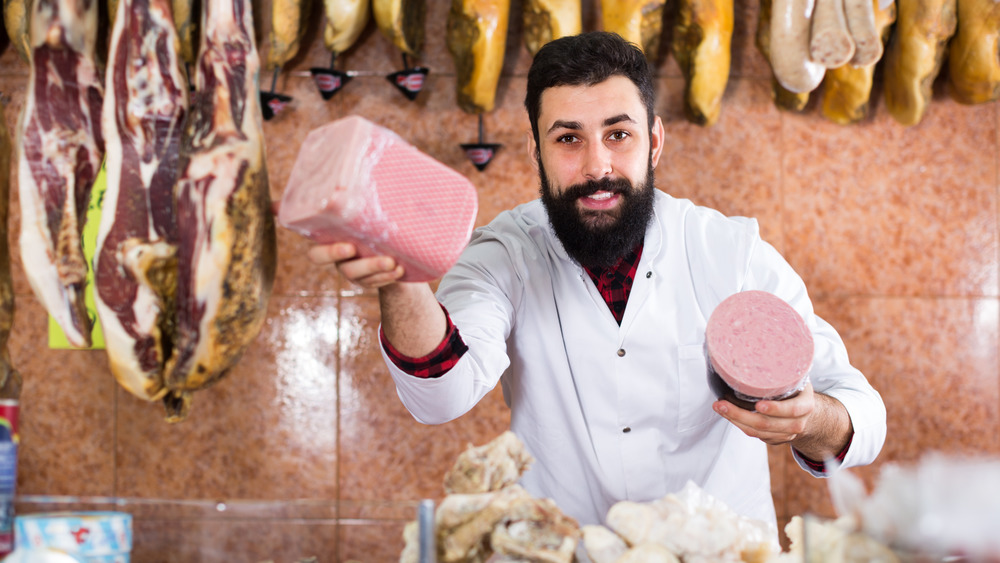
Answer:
[
  {"left": 623, "top": 427, "right": 631, "bottom": 433},
  {"left": 617, "top": 348, "right": 625, "bottom": 357},
  {"left": 646, "top": 271, "right": 652, "bottom": 278}
]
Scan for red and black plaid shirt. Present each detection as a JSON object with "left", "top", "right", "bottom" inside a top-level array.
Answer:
[
  {"left": 381, "top": 243, "right": 645, "bottom": 377},
  {"left": 379, "top": 304, "right": 468, "bottom": 379},
  {"left": 798, "top": 433, "right": 853, "bottom": 472},
  {"left": 583, "top": 245, "right": 643, "bottom": 325}
]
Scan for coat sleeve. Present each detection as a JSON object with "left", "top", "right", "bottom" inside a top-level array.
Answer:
[
  {"left": 744, "top": 238, "right": 887, "bottom": 476},
  {"left": 380, "top": 220, "right": 524, "bottom": 425}
]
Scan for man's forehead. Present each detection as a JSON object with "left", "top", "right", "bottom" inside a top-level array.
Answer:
[{"left": 537, "top": 77, "right": 644, "bottom": 128}]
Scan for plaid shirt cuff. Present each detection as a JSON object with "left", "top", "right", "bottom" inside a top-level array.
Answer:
[
  {"left": 380, "top": 306, "right": 468, "bottom": 379},
  {"left": 795, "top": 432, "right": 854, "bottom": 473}
]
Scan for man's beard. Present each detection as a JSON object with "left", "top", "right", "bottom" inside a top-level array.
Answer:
[{"left": 540, "top": 161, "right": 656, "bottom": 269}]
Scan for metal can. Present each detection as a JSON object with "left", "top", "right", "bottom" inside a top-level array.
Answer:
[{"left": 0, "top": 399, "right": 19, "bottom": 556}]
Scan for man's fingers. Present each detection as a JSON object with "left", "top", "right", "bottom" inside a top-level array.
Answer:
[
  {"left": 715, "top": 399, "right": 806, "bottom": 445},
  {"left": 338, "top": 256, "right": 403, "bottom": 286},
  {"left": 307, "top": 243, "right": 357, "bottom": 264},
  {"left": 354, "top": 265, "right": 406, "bottom": 288},
  {"left": 306, "top": 243, "right": 405, "bottom": 288}
]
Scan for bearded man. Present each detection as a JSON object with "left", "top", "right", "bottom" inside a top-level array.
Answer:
[{"left": 308, "top": 32, "right": 886, "bottom": 536}]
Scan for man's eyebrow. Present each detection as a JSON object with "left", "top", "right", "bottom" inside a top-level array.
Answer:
[
  {"left": 604, "top": 113, "right": 636, "bottom": 127},
  {"left": 546, "top": 114, "right": 637, "bottom": 135},
  {"left": 547, "top": 120, "right": 581, "bottom": 134}
]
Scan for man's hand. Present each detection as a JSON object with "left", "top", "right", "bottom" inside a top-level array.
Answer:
[
  {"left": 307, "top": 242, "right": 446, "bottom": 358},
  {"left": 307, "top": 242, "right": 405, "bottom": 289},
  {"left": 712, "top": 383, "right": 853, "bottom": 462}
]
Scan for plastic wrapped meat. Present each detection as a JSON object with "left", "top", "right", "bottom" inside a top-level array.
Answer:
[
  {"left": 444, "top": 431, "right": 534, "bottom": 495},
  {"left": 278, "top": 115, "right": 479, "bottom": 282},
  {"left": 581, "top": 525, "right": 628, "bottom": 563},
  {"left": 604, "top": 481, "right": 776, "bottom": 562},
  {"left": 705, "top": 290, "right": 813, "bottom": 409}
]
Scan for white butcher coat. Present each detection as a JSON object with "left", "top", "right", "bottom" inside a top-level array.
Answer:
[{"left": 382, "top": 190, "right": 887, "bottom": 532}]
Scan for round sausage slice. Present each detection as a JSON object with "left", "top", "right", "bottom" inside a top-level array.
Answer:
[{"left": 706, "top": 290, "right": 813, "bottom": 409}]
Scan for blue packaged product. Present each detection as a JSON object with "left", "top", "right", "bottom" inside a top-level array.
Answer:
[
  {"left": 14, "top": 512, "right": 132, "bottom": 563},
  {"left": 0, "top": 399, "right": 18, "bottom": 556}
]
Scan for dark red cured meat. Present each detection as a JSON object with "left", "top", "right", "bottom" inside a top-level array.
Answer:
[
  {"left": 706, "top": 290, "right": 813, "bottom": 402},
  {"left": 93, "top": 0, "right": 188, "bottom": 401},
  {"left": 159, "top": 0, "right": 276, "bottom": 422},
  {"left": 17, "top": 0, "right": 104, "bottom": 348}
]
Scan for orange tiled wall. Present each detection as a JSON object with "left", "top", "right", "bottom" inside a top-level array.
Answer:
[{"left": 1, "top": 0, "right": 998, "bottom": 560}]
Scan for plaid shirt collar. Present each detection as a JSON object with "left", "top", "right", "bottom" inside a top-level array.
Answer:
[{"left": 583, "top": 243, "right": 644, "bottom": 325}]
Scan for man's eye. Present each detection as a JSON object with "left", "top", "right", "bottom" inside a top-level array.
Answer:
[
  {"left": 556, "top": 135, "right": 578, "bottom": 144},
  {"left": 608, "top": 130, "right": 630, "bottom": 141}
]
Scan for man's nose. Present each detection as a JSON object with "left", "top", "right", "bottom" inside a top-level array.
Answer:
[{"left": 582, "top": 143, "right": 613, "bottom": 180}]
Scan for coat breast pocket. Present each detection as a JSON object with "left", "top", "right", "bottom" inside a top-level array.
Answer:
[{"left": 677, "top": 343, "right": 718, "bottom": 432}]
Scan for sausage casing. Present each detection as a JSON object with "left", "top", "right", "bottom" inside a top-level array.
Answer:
[
  {"left": 821, "top": 0, "right": 895, "bottom": 124},
  {"left": 810, "top": 0, "right": 856, "bottom": 67},
  {"left": 770, "top": 0, "right": 825, "bottom": 93}
]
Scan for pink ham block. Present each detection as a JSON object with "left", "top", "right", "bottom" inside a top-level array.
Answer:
[
  {"left": 278, "top": 115, "right": 479, "bottom": 282},
  {"left": 706, "top": 290, "right": 814, "bottom": 406}
]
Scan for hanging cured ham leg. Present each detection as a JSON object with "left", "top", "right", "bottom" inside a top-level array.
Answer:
[
  {"left": 0, "top": 101, "right": 21, "bottom": 400},
  {"left": 446, "top": 0, "right": 510, "bottom": 114},
  {"left": 671, "top": 0, "right": 734, "bottom": 126},
  {"left": 947, "top": 0, "right": 1000, "bottom": 105},
  {"left": 17, "top": 0, "right": 104, "bottom": 348},
  {"left": 883, "top": 0, "right": 957, "bottom": 125},
  {"left": 600, "top": 0, "right": 665, "bottom": 61},
  {"left": 94, "top": 0, "right": 188, "bottom": 403},
  {"left": 522, "top": 0, "right": 581, "bottom": 56},
  {"left": 4, "top": 0, "right": 32, "bottom": 61},
  {"left": 162, "top": 0, "right": 276, "bottom": 421}
]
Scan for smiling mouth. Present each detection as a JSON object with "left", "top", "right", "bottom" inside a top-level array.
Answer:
[{"left": 578, "top": 191, "right": 622, "bottom": 214}]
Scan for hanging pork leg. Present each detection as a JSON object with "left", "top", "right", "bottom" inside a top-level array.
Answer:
[
  {"left": 162, "top": 0, "right": 276, "bottom": 421},
  {"left": 446, "top": 0, "right": 510, "bottom": 114},
  {"left": 17, "top": 0, "right": 104, "bottom": 348},
  {"left": 671, "top": 0, "right": 734, "bottom": 126},
  {"left": 3, "top": 0, "right": 32, "bottom": 61},
  {"left": 94, "top": 0, "right": 188, "bottom": 402},
  {"left": 0, "top": 100, "right": 21, "bottom": 400},
  {"left": 947, "top": 0, "right": 1000, "bottom": 105},
  {"left": 883, "top": 0, "right": 957, "bottom": 126}
]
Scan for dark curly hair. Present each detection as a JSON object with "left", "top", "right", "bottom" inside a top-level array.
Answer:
[{"left": 525, "top": 31, "right": 657, "bottom": 147}]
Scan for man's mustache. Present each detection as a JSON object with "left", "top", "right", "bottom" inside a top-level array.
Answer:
[{"left": 562, "top": 177, "right": 633, "bottom": 200}]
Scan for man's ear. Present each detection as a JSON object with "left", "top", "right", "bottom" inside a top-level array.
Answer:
[
  {"left": 650, "top": 115, "right": 665, "bottom": 168},
  {"left": 527, "top": 133, "right": 539, "bottom": 172}
]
